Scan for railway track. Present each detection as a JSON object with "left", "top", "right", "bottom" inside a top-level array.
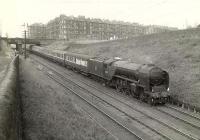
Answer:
[
  {"left": 30, "top": 55, "right": 200, "bottom": 140},
  {"left": 165, "top": 104, "right": 200, "bottom": 121},
  {"left": 30, "top": 56, "right": 169, "bottom": 140},
  {"left": 70, "top": 71, "right": 200, "bottom": 137},
  {"left": 30, "top": 56, "right": 152, "bottom": 140},
  {"left": 74, "top": 77, "right": 200, "bottom": 140},
  {"left": 156, "top": 106, "right": 200, "bottom": 130},
  {"left": 50, "top": 62, "right": 200, "bottom": 140},
  {"left": 53, "top": 64, "right": 200, "bottom": 138},
  {"left": 47, "top": 73, "right": 143, "bottom": 140},
  {"left": 62, "top": 73, "right": 200, "bottom": 140}
]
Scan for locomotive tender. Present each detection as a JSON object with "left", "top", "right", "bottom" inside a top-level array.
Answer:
[{"left": 30, "top": 46, "right": 170, "bottom": 105}]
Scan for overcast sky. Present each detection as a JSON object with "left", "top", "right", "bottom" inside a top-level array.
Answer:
[{"left": 0, "top": 0, "right": 200, "bottom": 37}]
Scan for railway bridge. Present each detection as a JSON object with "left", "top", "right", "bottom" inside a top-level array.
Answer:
[
  {"left": 1, "top": 37, "right": 41, "bottom": 52},
  {"left": 6, "top": 37, "right": 40, "bottom": 45}
]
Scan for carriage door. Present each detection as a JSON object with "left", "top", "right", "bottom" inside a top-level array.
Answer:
[
  {"left": 103, "top": 63, "right": 114, "bottom": 79},
  {"left": 104, "top": 63, "right": 109, "bottom": 77}
]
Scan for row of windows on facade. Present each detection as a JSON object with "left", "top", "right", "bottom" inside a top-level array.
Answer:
[
  {"left": 54, "top": 19, "right": 136, "bottom": 26},
  {"left": 30, "top": 28, "right": 143, "bottom": 35},
  {"left": 28, "top": 26, "right": 166, "bottom": 39},
  {"left": 36, "top": 29, "right": 143, "bottom": 34},
  {"left": 45, "top": 25, "right": 140, "bottom": 31},
  {"left": 48, "top": 24, "right": 141, "bottom": 30}
]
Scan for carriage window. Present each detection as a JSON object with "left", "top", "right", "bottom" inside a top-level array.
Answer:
[
  {"left": 82, "top": 60, "right": 87, "bottom": 66},
  {"left": 69, "top": 56, "right": 75, "bottom": 62},
  {"left": 76, "top": 58, "right": 81, "bottom": 65}
]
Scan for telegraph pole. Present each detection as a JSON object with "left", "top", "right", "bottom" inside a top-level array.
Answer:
[
  {"left": 22, "top": 23, "right": 28, "bottom": 59},
  {"left": 24, "top": 30, "right": 26, "bottom": 59}
]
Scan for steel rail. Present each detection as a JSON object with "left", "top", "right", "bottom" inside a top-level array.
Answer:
[
  {"left": 165, "top": 104, "right": 200, "bottom": 121},
  {"left": 155, "top": 107, "right": 200, "bottom": 130},
  {"left": 46, "top": 72, "right": 144, "bottom": 140},
  {"left": 30, "top": 54, "right": 200, "bottom": 140},
  {"left": 40, "top": 56, "right": 199, "bottom": 140}
]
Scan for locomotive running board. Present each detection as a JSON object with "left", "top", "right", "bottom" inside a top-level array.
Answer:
[{"left": 114, "top": 75, "right": 139, "bottom": 84}]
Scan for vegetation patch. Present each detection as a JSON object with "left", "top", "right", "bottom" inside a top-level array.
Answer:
[
  {"left": 45, "top": 28, "right": 200, "bottom": 108},
  {"left": 20, "top": 59, "right": 115, "bottom": 140}
]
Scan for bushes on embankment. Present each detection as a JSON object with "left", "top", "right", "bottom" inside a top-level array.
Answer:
[{"left": 0, "top": 55, "right": 21, "bottom": 140}]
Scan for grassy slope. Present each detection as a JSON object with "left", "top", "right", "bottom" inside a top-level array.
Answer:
[
  {"left": 20, "top": 58, "right": 115, "bottom": 140},
  {"left": 43, "top": 40, "right": 107, "bottom": 50},
  {"left": 62, "top": 28, "right": 200, "bottom": 107},
  {"left": 0, "top": 40, "right": 11, "bottom": 82}
]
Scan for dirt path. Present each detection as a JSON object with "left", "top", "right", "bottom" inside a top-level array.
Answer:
[{"left": 19, "top": 57, "right": 115, "bottom": 140}]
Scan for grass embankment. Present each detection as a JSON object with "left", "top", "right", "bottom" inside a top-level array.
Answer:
[
  {"left": 0, "top": 55, "right": 20, "bottom": 140},
  {"left": 0, "top": 40, "right": 12, "bottom": 82},
  {"left": 20, "top": 59, "right": 115, "bottom": 140},
  {"left": 60, "top": 28, "right": 200, "bottom": 108}
]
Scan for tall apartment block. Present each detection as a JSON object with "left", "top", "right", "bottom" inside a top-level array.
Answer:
[
  {"left": 28, "top": 23, "right": 46, "bottom": 39},
  {"left": 28, "top": 15, "right": 177, "bottom": 40}
]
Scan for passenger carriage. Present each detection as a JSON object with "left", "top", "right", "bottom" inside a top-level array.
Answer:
[{"left": 64, "top": 52, "right": 93, "bottom": 73}]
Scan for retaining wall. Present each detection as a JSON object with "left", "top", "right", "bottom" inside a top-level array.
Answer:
[{"left": 0, "top": 55, "right": 21, "bottom": 140}]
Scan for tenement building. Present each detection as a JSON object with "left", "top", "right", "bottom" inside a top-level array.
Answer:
[
  {"left": 28, "top": 15, "right": 177, "bottom": 40},
  {"left": 28, "top": 23, "right": 46, "bottom": 39}
]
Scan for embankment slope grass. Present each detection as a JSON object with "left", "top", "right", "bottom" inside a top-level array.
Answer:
[{"left": 64, "top": 28, "right": 200, "bottom": 107}]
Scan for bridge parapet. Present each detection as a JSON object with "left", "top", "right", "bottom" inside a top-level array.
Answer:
[{"left": 3, "top": 37, "right": 40, "bottom": 45}]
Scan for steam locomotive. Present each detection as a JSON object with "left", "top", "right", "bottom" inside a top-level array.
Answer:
[{"left": 29, "top": 46, "right": 170, "bottom": 105}]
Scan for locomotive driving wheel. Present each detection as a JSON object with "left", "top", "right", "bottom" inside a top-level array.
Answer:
[
  {"left": 115, "top": 84, "right": 122, "bottom": 92},
  {"left": 121, "top": 88, "right": 126, "bottom": 95},
  {"left": 125, "top": 88, "right": 131, "bottom": 96},
  {"left": 139, "top": 93, "right": 145, "bottom": 101},
  {"left": 138, "top": 88, "right": 145, "bottom": 101}
]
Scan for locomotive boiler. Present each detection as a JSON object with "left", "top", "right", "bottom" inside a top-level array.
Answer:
[{"left": 111, "top": 61, "right": 169, "bottom": 105}]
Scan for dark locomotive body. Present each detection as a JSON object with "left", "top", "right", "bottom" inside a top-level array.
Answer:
[{"left": 30, "top": 46, "right": 170, "bottom": 105}]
